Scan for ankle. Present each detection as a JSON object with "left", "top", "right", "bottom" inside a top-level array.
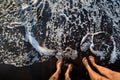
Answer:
[
  {"left": 65, "top": 74, "right": 71, "bottom": 80},
  {"left": 65, "top": 71, "right": 70, "bottom": 77},
  {"left": 56, "top": 69, "right": 61, "bottom": 74}
]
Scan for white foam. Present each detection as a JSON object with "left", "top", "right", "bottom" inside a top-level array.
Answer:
[
  {"left": 81, "top": 31, "right": 120, "bottom": 62},
  {"left": 80, "top": 33, "right": 92, "bottom": 52},
  {"left": 80, "top": 33, "right": 91, "bottom": 45},
  {"left": 22, "top": 3, "right": 29, "bottom": 10},
  {"left": 1, "top": 0, "right": 120, "bottom": 66},
  {"left": 109, "top": 36, "right": 118, "bottom": 63},
  {"left": 81, "top": 0, "right": 93, "bottom": 7},
  {"left": 18, "top": 0, "right": 56, "bottom": 56},
  {"left": 28, "top": 32, "right": 55, "bottom": 56},
  {"left": 31, "top": 0, "right": 39, "bottom": 5},
  {"left": 10, "top": 22, "right": 21, "bottom": 25},
  {"left": 90, "top": 43, "right": 106, "bottom": 60}
]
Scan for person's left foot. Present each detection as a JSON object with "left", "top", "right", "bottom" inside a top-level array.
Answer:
[
  {"left": 65, "top": 64, "right": 72, "bottom": 80},
  {"left": 56, "top": 60, "right": 62, "bottom": 73},
  {"left": 49, "top": 60, "right": 62, "bottom": 80}
]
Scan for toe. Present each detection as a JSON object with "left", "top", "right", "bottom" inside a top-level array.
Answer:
[
  {"left": 56, "top": 60, "right": 62, "bottom": 66},
  {"left": 82, "top": 57, "right": 87, "bottom": 63},
  {"left": 82, "top": 57, "right": 88, "bottom": 66},
  {"left": 89, "top": 56, "right": 95, "bottom": 62},
  {"left": 68, "top": 64, "right": 72, "bottom": 72}
]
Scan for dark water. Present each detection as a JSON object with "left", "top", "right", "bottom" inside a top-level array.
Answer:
[{"left": 0, "top": 0, "right": 120, "bottom": 79}]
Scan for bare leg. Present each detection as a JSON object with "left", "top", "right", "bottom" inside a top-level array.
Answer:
[
  {"left": 49, "top": 60, "right": 62, "bottom": 80},
  {"left": 65, "top": 64, "right": 72, "bottom": 80},
  {"left": 89, "top": 56, "right": 120, "bottom": 80},
  {"left": 82, "top": 57, "right": 109, "bottom": 80}
]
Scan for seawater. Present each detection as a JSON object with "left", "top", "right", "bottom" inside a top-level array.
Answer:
[{"left": 0, "top": 0, "right": 120, "bottom": 66}]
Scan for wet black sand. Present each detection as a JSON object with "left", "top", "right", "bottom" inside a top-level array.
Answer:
[{"left": 0, "top": 52, "right": 120, "bottom": 80}]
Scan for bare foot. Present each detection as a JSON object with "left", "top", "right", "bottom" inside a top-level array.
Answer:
[
  {"left": 65, "top": 64, "right": 72, "bottom": 80},
  {"left": 89, "top": 56, "right": 95, "bottom": 65},
  {"left": 49, "top": 60, "right": 62, "bottom": 80},
  {"left": 82, "top": 57, "right": 89, "bottom": 68},
  {"left": 56, "top": 60, "right": 62, "bottom": 73},
  {"left": 66, "top": 64, "right": 73, "bottom": 74}
]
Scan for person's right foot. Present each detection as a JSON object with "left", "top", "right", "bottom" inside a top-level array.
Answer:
[
  {"left": 66, "top": 64, "right": 72, "bottom": 74},
  {"left": 89, "top": 56, "right": 96, "bottom": 66}
]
